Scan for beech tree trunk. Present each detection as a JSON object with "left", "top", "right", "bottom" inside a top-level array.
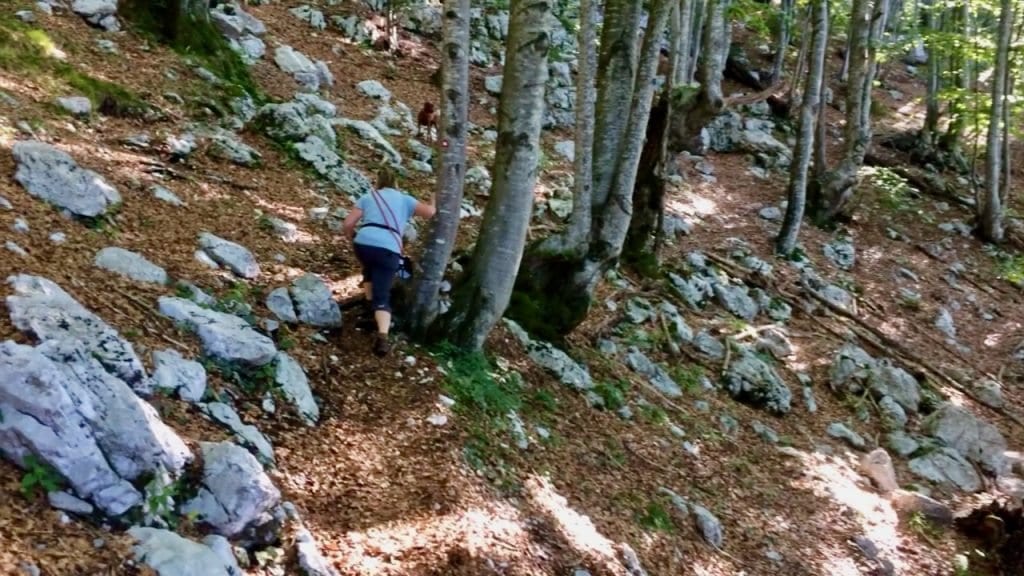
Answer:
[
  {"left": 538, "top": 0, "right": 597, "bottom": 257},
  {"left": 670, "top": 0, "right": 730, "bottom": 149},
  {"left": 979, "top": 0, "right": 1012, "bottom": 242},
  {"left": 675, "top": 0, "right": 695, "bottom": 85},
  {"left": 786, "top": 5, "right": 812, "bottom": 109},
  {"left": 407, "top": 0, "right": 470, "bottom": 337},
  {"left": 592, "top": 0, "right": 644, "bottom": 209},
  {"left": 770, "top": 0, "right": 794, "bottom": 85},
  {"left": 940, "top": 1, "right": 970, "bottom": 159},
  {"left": 813, "top": 0, "right": 887, "bottom": 223},
  {"left": 921, "top": 0, "right": 940, "bottom": 144},
  {"left": 776, "top": 0, "right": 828, "bottom": 254},
  {"left": 445, "top": 0, "right": 551, "bottom": 349}
]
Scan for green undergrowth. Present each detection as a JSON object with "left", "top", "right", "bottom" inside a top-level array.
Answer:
[
  {"left": 0, "top": 15, "right": 148, "bottom": 115},
  {"left": 202, "top": 356, "right": 276, "bottom": 396},
  {"left": 119, "top": 0, "right": 263, "bottom": 101}
]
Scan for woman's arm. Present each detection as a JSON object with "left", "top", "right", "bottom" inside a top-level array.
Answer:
[
  {"left": 413, "top": 192, "right": 436, "bottom": 219},
  {"left": 342, "top": 207, "right": 364, "bottom": 241}
]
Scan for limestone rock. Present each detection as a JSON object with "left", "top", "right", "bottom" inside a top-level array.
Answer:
[
  {"left": 48, "top": 490, "right": 95, "bottom": 516},
  {"left": 151, "top": 349, "right": 207, "bottom": 403},
  {"left": 203, "top": 402, "right": 275, "bottom": 465},
  {"left": 129, "top": 527, "right": 233, "bottom": 576},
  {"left": 94, "top": 247, "right": 168, "bottom": 285},
  {"left": 158, "top": 297, "right": 276, "bottom": 367},
  {"left": 12, "top": 141, "right": 121, "bottom": 218},
  {"left": 181, "top": 442, "right": 280, "bottom": 538},
  {"left": 7, "top": 274, "right": 147, "bottom": 389},
  {"left": 890, "top": 490, "right": 953, "bottom": 525},
  {"left": 57, "top": 96, "right": 92, "bottom": 117},
  {"left": 274, "top": 353, "right": 319, "bottom": 425},
  {"left": 151, "top": 185, "right": 184, "bottom": 207},
  {"left": 624, "top": 348, "right": 682, "bottom": 398},
  {"left": 503, "top": 320, "right": 594, "bottom": 392},
  {"left": 827, "top": 422, "right": 867, "bottom": 450},
  {"left": 290, "top": 274, "right": 342, "bottom": 328},
  {"left": 723, "top": 348, "right": 791, "bottom": 414},
  {"left": 266, "top": 288, "right": 298, "bottom": 324},
  {"left": 923, "top": 404, "right": 1007, "bottom": 474},
  {"left": 908, "top": 447, "right": 982, "bottom": 492},
  {"left": 0, "top": 340, "right": 191, "bottom": 516},
  {"left": 198, "top": 233, "right": 260, "bottom": 279},
  {"left": 72, "top": 0, "right": 118, "bottom": 31},
  {"left": 357, "top": 80, "right": 391, "bottom": 100}
]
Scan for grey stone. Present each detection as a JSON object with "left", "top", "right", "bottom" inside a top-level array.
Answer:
[
  {"left": 878, "top": 396, "right": 908, "bottom": 430},
  {"left": 624, "top": 348, "right": 682, "bottom": 397},
  {"left": 333, "top": 118, "right": 401, "bottom": 166},
  {"left": 0, "top": 340, "right": 191, "bottom": 516},
  {"left": 229, "top": 34, "right": 265, "bottom": 65},
  {"left": 266, "top": 288, "right": 298, "bottom": 324},
  {"left": 203, "top": 402, "right": 274, "bottom": 465},
  {"left": 803, "top": 386, "right": 817, "bottom": 413},
  {"left": 357, "top": 80, "right": 391, "bottom": 100},
  {"left": 758, "top": 206, "right": 782, "bottom": 221},
  {"left": 158, "top": 297, "right": 276, "bottom": 367},
  {"left": 274, "top": 353, "right": 319, "bottom": 425},
  {"left": 198, "top": 233, "right": 260, "bottom": 279},
  {"left": 399, "top": 3, "right": 443, "bottom": 36},
  {"left": 208, "top": 131, "right": 261, "bottom": 167},
  {"left": 181, "top": 442, "right": 280, "bottom": 537},
  {"left": 0, "top": 196, "right": 11, "bottom": 210},
  {"left": 151, "top": 185, "right": 184, "bottom": 206},
  {"left": 48, "top": 232, "right": 66, "bottom": 244},
  {"left": 289, "top": 5, "right": 326, "bottom": 30},
  {"left": 210, "top": 2, "right": 266, "bottom": 39},
  {"left": 668, "top": 272, "right": 714, "bottom": 309},
  {"left": 693, "top": 504, "right": 724, "bottom": 548},
  {"left": 827, "top": 422, "right": 867, "bottom": 450},
  {"left": 860, "top": 449, "right": 898, "bottom": 493},
  {"left": 713, "top": 283, "right": 759, "bottom": 321},
  {"left": 659, "top": 302, "right": 693, "bottom": 344},
  {"left": 972, "top": 379, "right": 1004, "bottom": 409},
  {"left": 167, "top": 133, "right": 197, "bottom": 159},
  {"left": 6, "top": 241, "right": 28, "bottom": 257},
  {"left": 293, "top": 136, "right": 373, "bottom": 199},
  {"left": 290, "top": 274, "right": 341, "bottom": 328},
  {"left": 465, "top": 165, "right": 492, "bottom": 193},
  {"left": 886, "top": 431, "right": 920, "bottom": 458},
  {"left": 255, "top": 100, "right": 337, "bottom": 147},
  {"left": 751, "top": 421, "right": 779, "bottom": 444},
  {"left": 71, "top": 0, "right": 118, "bottom": 30},
  {"left": 128, "top": 527, "right": 232, "bottom": 576},
  {"left": 295, "top": 526, "right": 340, "bottom": 576},
  {"left": 624, "top": 298, "right": 655, "bottom": 324},
  {"left": 723, "top": 348, "right": 791, "bottom": 414},
  {"left": 57, "top": 96, "right": 92, "bottom": 117},
  {"left": 12, "top": 217, "right": 29, "bottom": 234},
  {"left": 755, "top": 328, "right": 793, "bottom": 359},
  {"left": 484, "top": 75, "right": 503, "bottom": 95},
  {"left": 265, "top": 217, "right": 297, "bottom": 241},
  {"left": 151, "top": 349, "right": 207, "bottom": 403},
  {"left": 194, "top": 250, "right": 220, "bottom": 269},
  {"left": 908, "top": 447, "right": 981, "bottom": 492},
  {"left": 15, "top": 10, "right": 35, "bottom": 22},
  {"left": 923, "top": 404, "right": 1007, "bottom": 474},
  {"left": 823, "top": 239, "right": 856, "bottom": 270},
  {"left": 553, "top": 140, "right": 575, "bottom": 162},
  {"left": 934, "top": 308, "right": 957, "bottom": 340},
  {"left": 692, "top": 330, "right": 725, "bottom": 360},
  {"left": 504, "top": 320, "right": 593, "bottom": 391},
  {"left": 12, "top": 141, "right": 121, "bottom": 218},
  {"left": 274, "top": 46, "right": 321, "bottom": 91},
  {"left": 48, "top": 490, "right": 95, "bottom": 515},
  {"left": 202, "top": 535, "right": 243, "bottom": 576},
  {"left": 94, "top": 247, "right": 168, "bottom": 285},
  {"left": 7, "top": 274, "right": 147, "bottom": 389},
  {"left": 891, "top": 490, "right": 953, "bottom": 525},
  {"left": 829, "top": 345, "right": 921, "bottom": 413}
]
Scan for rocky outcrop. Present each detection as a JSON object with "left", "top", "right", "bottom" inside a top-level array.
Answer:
[
  {"left": 0, "top": 340, "right": 191, "bottom": 516},
  {"left": 129, "top": 527, "right": 234, "bottom": 576},
  {"left": 289, "top": 274, "right": 342, "bottom": 328},
  {"left": 72, "top": 0, "right": 118, "bottom": 31},
  {"left": 274, "top": 46, "right": 333, "bottom": 92},
  {"left": 923, "top": 404, "right": 1008, "bottom": 475},
  {"left": 274, "top": 353, "right": 320, "bottom": 425},
  {"left": 12, "top": 141, "right": 122, "bottom": 218},
  {"left": 158, "top": 297, "right": 277, "bottom": 367},
  {"left": 197, "top": 233, "right": 261, "bottom": 279},
  {"left": 151, "top": 349, "right": 207, "bottom": 402},
  {"left": 181, "top": 442, "right": 280, "bottom": 538},
  {"left": 7, "top": 275, "right": 147, "bottom": 390},
  {"left": 722, "top": 348, "right": 792, "bottom": 414},
  {"left": 203, "top": 402, "right": 275, "bottom": 464}
]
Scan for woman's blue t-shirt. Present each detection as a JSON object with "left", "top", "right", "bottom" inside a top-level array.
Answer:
[{"left": 353, "top": 188, "right": 418, "bottom": 254}]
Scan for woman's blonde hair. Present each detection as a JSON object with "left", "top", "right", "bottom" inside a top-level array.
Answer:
[{"left": 377, "top": 166, "right": 396, "bottom": 189}]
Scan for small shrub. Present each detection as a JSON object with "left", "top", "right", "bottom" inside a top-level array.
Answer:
[
  {"left": 670, "top": 364, "right": 706, "bottom": 393},
  {"left": 593, "top": 380, "right": 630, "bottom": 411},
  {"left": 637, "top": 500, "right": 675, "bottom": 532},
  {"left": 203, "top": 356, "right": 276, "bottom": 395},
  {"left": 20, "top": 455, "right": 63, "bottom": 500}
]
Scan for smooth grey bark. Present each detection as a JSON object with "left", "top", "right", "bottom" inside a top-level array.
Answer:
[
  {"left": 575, "top": 0, "right": 674, "bottom": 290},
  {"left": 686, "top": 0, "right": 706, "bottom": 83},
  {"left": 815, "top": 0, "right": 887, "bottom": 222},
  {"left": 786, "top": 5, "right": 812, "bottom": 108},
  {"left": 921, "top": 0, "right": 940, "bottom": 144},
  {"left": 776, "top": 0, "right": 828, "bottom": 254},
  {"left": 539, "top": 0, "right": 597, "bottom": 257},
  {"left": 979, "top": 0, "right": 1012, "bottom": 242},
  {"left": 592, "top": 0, "right": 644, "bottom": 210},
  {"left": 447, "top": 0, "right": 551, "bottom": 349},
  {"left": 675, "top": 0, "right": 695, "bottom": 85},
  {"left": 770, "top": 0, "right": 795, "bottom": 85},
  {"left": 407, "top": 0, "right": 470, "bottom": 336},
  {"left": 941, "top": 2, "right": 970, "bottom": 156}
]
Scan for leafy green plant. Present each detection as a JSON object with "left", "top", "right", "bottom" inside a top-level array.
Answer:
[
  {"left": 144, "top": 474, "right": 180, "bottom": 527},
  {"left": 639, "top": 404, "right": 669, "bottom": 425},
  {"left": 637, "top": 500, "right": 675, "bottom": 532},
  {"left": 593, "top": 380, "right": 629, "bottom": 411},
  {"left": 435, "top": 343, "right": 522, "bottom": 417},
  {"left": 20, "top": 455, "right": 63, "bottom": 500},
  {"left": 670, "top": 364, "right": 705, "bottom": 394},
  {"left": 908, "top": 511, "right": 943, "bottom": 544},
  {"left": 203, "top": 356, "right": 276, "bottom": 395}
]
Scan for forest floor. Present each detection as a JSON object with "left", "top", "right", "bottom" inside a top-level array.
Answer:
[{"left": 0, "top": 2, "right": 1022, "bottom": 576}]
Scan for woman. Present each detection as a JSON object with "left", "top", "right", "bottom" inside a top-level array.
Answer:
[{"left": 343, "top": 167, "right": 435, "bottom": 356}]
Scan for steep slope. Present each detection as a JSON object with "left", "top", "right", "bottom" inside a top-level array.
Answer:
[{"left": 0, "top": 2, "right": 1022, "bottom": 576}]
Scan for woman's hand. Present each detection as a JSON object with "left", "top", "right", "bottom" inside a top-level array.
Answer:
[{"left": 342, "top": 207, "right": 364, "bottom": 242}]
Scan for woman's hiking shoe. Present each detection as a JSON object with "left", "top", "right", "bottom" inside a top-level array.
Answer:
[{"left": 373, "top": 333, "right": 391, "bottom": 357}]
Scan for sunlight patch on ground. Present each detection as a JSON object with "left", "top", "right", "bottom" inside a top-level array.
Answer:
[
  {"left": 524, "top": 475, "right": 618, "bottom": 562},
  {"left": 668, "top": 192, "right": 717, "bottom": 218},
  {"left": 328, "top": 504, "right": 531, "bottom": 575},
  {"left": 251, "top": 196, "right": 312, "bottom": 222},
  {"left": 787, "top": 447, "right": 910, "bottom": 574},
  {"left": 330, "top": 274, "right": 366, "bottom": 300}
]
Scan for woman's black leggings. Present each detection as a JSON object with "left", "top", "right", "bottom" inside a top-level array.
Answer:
[{"left": 353, "top": 243, "right": 401, "bottom": 312}]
